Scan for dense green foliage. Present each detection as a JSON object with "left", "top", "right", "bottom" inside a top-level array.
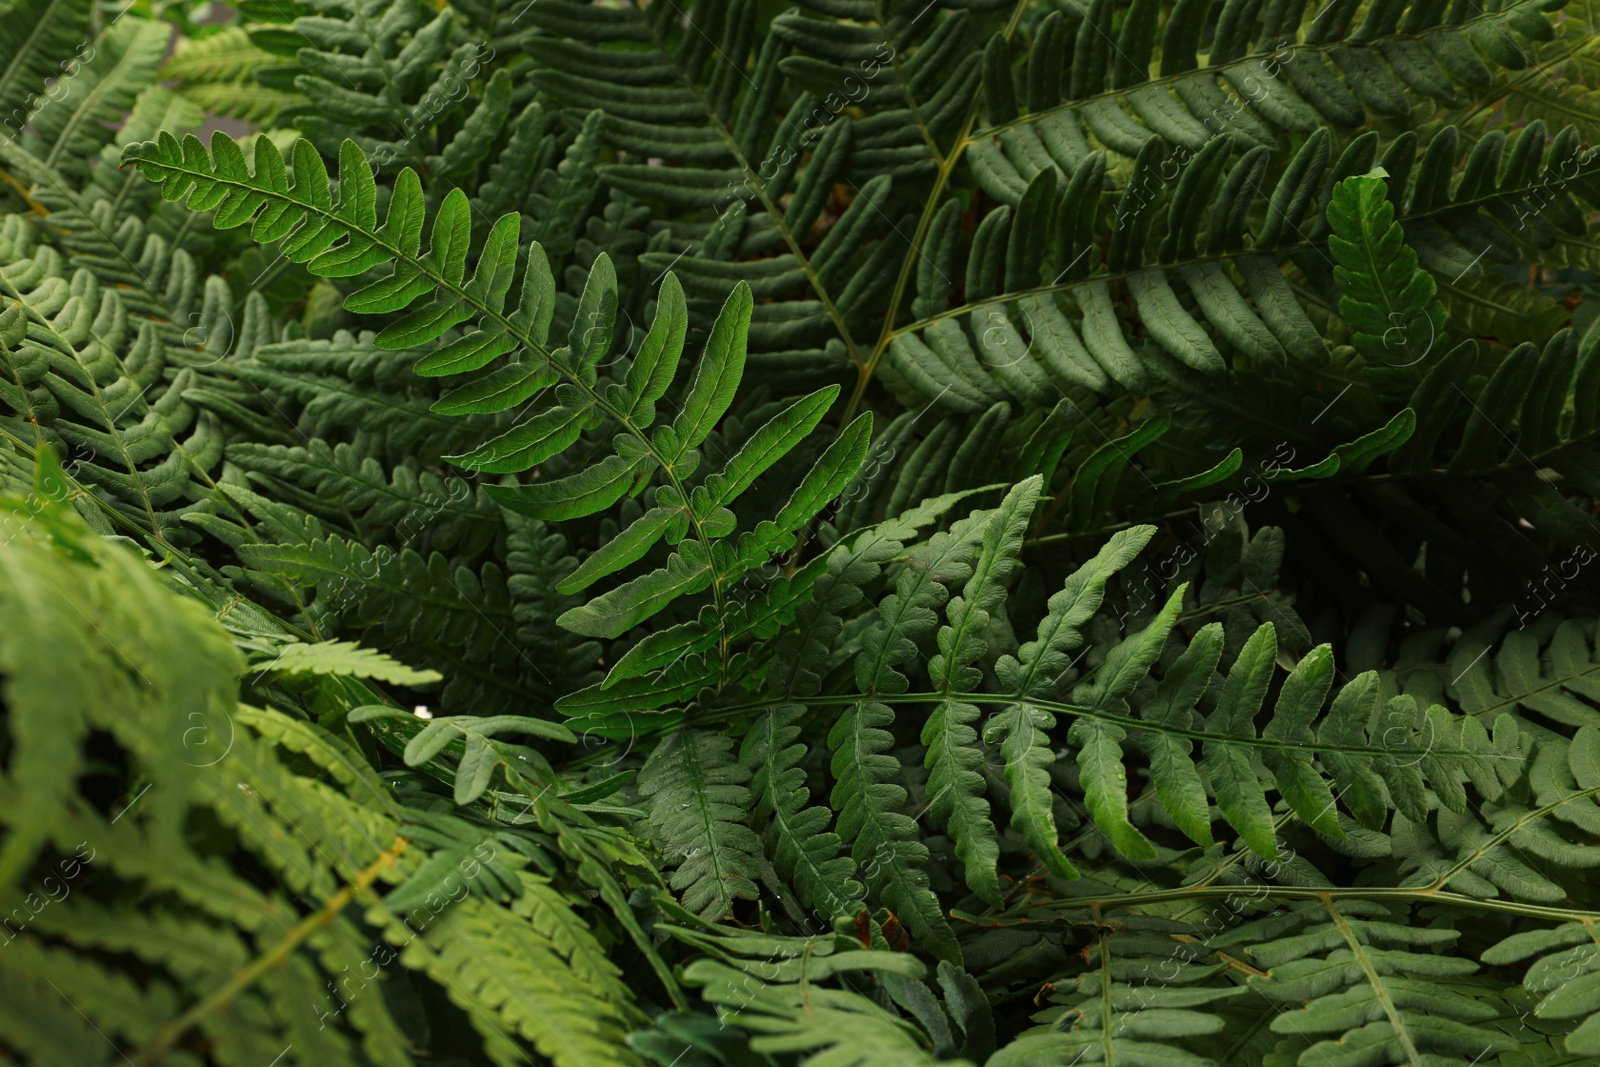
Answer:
[{"left": 3, "top": 0, "right": 1600, "bottom": 1062}]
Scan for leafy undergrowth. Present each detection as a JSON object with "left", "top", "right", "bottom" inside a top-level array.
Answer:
[{"left": 2, "top": 0, "right": 1600, "bottom": 1063}]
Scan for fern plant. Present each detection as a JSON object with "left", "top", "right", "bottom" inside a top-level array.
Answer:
[{"left": 1, "top": 0, "right": 1600, "bottom": 1062}]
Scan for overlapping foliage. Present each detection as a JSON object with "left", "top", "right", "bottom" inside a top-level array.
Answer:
[{"left": 2, "top": 0, "right": 1600, "bottom": 1063}]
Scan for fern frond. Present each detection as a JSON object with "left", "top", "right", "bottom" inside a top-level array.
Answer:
[
  {"left": 163, "top": 25, "right": 305, "bottom": 122},
  {"left": 987, "top": 524, "right": 1158, "bottom": 879},
  {"left": 1428, "top": 615, "right": 1600, "bottom": 735},
  {"left": 742, "top": 703, "right": 864, "bottom": 922},
  {"left": 652, "top": 913, "right": 970, "bottom": 1066},
  {"left": 236, "top": 527, "right": 539, "bottom": 713},
  {"left": 926, "top": 476, "right": 1042, "bottom": 904},
  {"left": 354, "top": 703, "right": 571, "bottom": 804},
  {"left": 260, "top": 0, "right": 510, "bottom": 174},
  {"left": 257, "top": 638, "right": 444, "bottom": 685},
  {"left": 475, "top": 103, "right": 609, "bottom": 259},
  {"left": 505, "top": 514, "right": 605, "bottom": 702},
  {"left": 230, "top": 438, "right": 501, "bottom": 554},
  {"left": 126, "top": 133, "right": 863, "bottom": 649},
  {"left": 19, "top": 19, "right": 169, "bottom": 180},
  {"left": 1328, "top": 172, "right": 1448, "bottom": 373},
  {"left": 0, "top": 474, "right": 646, "bottom": 1065},
  {"left": 1483, "top": 791, "right": 1600, "bottom": 1056},
  {"left": 971, "top": 0, "right": 1563, "bottom": 182},
  {"left": 0, "top": 215, "right": 232, "bottom": 546},
  {"left": 639, "top": 728, "right": 763, "bottom": 919},
  {"left": 0, "top": 0, "right": 92, "bottom": 118},
  {"left": 1248, "top": 901, "right": 1517, "bottom": 1067},
  {"left": 392, "top": 874, "right": 646, "bottom": 1067},
  {"left": 994, "top": 914, "right": 1250, "bottom": 1067}
]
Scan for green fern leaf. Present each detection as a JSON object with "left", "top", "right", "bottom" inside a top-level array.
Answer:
[{"left": 1328, "top": 173, "right": 1449, "bottom": 371}]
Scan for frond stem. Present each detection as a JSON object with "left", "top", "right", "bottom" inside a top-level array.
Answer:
[{"left": 132, "top": 835, "right": 409, "bottom": 1065}]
